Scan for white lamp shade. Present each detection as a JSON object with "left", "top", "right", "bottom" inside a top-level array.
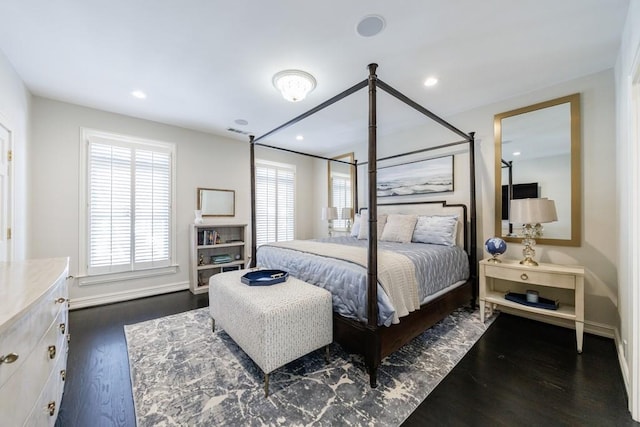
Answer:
[
  {"left": 341, "top": 207, "right": 353, "bottom": 219},
  {"left": 510, "top": 198, "right": 558, "bottom": 224},
  {"left": 321, "top": 207, "right": 338, "bottom": 220}
]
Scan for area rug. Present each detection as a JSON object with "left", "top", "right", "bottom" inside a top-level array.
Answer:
[{"left": 125, "top": 307, "right": 495, "bottom": 426}]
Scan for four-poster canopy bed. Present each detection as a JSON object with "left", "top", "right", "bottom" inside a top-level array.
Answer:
[{"left": 248, "top": 63, "right": 478, "bottom": 387}]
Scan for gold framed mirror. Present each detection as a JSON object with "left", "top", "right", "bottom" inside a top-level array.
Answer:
[
  {"left": 494, "top": 93, "right": 581, "bottom": 246},
  {"left": 327, "top": 152, "right": 355, "bottom": 231},
  {"left": 197, "top": 188, "right": 235, "bottom": 217}
]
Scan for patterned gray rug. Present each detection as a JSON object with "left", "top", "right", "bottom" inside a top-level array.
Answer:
[{"left": 125, "top": 307, "right": 495, "bottom": 426}]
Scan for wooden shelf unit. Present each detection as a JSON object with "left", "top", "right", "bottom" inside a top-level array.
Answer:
[{"left": 189, "top": 224, "right": 247, "bottom": 294}]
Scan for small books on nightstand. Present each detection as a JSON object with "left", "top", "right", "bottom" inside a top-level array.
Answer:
[{"left": 505, "top": 292, "right": 559, "bottom": 310}]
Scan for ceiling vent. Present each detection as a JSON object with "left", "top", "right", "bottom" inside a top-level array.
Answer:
[{"left": 226, "top": 127, "right": 251, "bottom": 135}]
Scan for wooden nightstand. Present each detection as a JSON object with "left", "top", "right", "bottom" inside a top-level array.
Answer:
[{"left": 479, "top": 258, "right": 585, "bottom": 353}]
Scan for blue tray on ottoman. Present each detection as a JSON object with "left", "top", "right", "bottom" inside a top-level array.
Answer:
[{"left": 241, "top": 269, "right": 289, "bottom": 286}]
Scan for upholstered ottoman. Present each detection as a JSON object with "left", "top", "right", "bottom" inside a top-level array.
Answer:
[{"left": 209, "top": 269, "right": 333, "bottom": 396}]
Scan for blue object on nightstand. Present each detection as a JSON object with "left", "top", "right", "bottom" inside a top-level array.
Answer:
[{"left": 485, "top": 237, "right": 507, "bottom": 263}]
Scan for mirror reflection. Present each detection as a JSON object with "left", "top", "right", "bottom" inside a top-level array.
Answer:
[
  {"left": 328, "top": 153, "right": 355, "bottom": 231},
  {"left": 494, "top": 93, "right": 581, "bottom": 246},
  {"left": 198, "top": 188, "right": 235, "bottom": 217}
]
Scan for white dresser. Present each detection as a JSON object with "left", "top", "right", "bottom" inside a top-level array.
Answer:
[{"left": 0, "top": 257, "right": 70, "bottom": 426}]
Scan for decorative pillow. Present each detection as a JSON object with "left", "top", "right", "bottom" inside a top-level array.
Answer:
[
  {"left": 357, "top": 212, "right": 388, "bottom": 240},
  {"left": 412, "top": 215, "right": 459, "bottom": 246},
  {"left": 350, "top": 213, "right": 361, "bottom": 237},
  {"left": 380, "top": 214, "right": 418, "bottom": 243}
]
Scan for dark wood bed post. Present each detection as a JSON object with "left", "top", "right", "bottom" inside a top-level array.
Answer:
[
  {"left": 468, "top": 132, "right": 478, "bottom": 307},
  {"left": 353, "top": 159, "right": 359, "bottom": 213},
  {"left": 249, "top": 135, "right": 257, "bottom": 268},
  {"left": 366, "top": 63, "right": 381, "bottom": 387}
]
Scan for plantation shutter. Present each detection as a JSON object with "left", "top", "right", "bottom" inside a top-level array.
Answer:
[
  {"left": 331, "top": 172, "right": 352, "bottom": 229},
  {"left": 87, "top": 138, "right": 172, "bottom": 275},
  {"left": 255, "top": 161, "right": 295, "bottom": 245}
]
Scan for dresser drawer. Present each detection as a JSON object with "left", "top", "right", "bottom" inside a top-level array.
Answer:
[
  {"left": 484, "top": 264, "right": 576, "bottom": 289},
  {"left": 0, "top": 275, "right": 67, "bottom": 389},
  {"left": 25, "top": 343, "right": 68, "bottom": 427},
  {"left": 0, "top": 307, "right": 68, "bottom": 426}
]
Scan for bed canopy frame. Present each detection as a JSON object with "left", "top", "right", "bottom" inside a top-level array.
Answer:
[{"left": 248, "top": 63, "right": 477, "bottom": 387}]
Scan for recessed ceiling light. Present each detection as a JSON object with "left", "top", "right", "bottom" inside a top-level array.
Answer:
[
  {"left": 423, "top": 77, "right": 438, "bottom": 87},
  {"left": 131, "top": 90, "right": 146, "bottom": 99},
  {"left": 513, "top": 151, "right": 521, "bottom": 156},
  {"left": 296, "top": 135, "right": 304, "bottom": 141},
  {"left": 356, "top": 15, "right": 386, "bottom": 37},
  {"left": 234, "top": 119, "right": 249, "bottom": 126}
]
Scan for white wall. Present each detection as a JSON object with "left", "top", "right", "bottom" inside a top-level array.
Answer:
[
  {"left": 455, "top": 70, "right": 617, "bottom": 332},
  {"left": 615, "top": 0, "right": 640, "bottom": 420},
  {"left": 342, "top": 69, "right": 617, "bottom": 332},
  {"left": 0, "top": 50, "right": 31, "bottom": 261},
  {"left": 29, "top": 97, "right": 316, "bottom": 306}
]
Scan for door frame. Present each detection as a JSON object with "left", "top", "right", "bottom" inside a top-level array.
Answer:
[{"left": 0, "top": 113, "right": 14, "bottom": 262}]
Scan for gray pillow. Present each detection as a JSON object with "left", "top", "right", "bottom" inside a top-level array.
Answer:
[
  {"left": 412, "top": 215, "right": 459, "bottom": 246},
  {"left": 350, "top": 213, "right": 361, "bottom": 237}
]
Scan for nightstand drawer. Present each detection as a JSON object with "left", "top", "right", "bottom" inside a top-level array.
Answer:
[{"left": 484, "top": 264, "right": 575, "bottom": 289}]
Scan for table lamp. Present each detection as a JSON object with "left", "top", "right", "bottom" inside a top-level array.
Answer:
[
  {"left": 510, "top": 198, "right": 557, "bottom": 266},
  {"left": 341, "top": 207, "right": 353, "bottom": 232},
  {"left": 321, "top": 207, "right": 338, "bottom": 237}
]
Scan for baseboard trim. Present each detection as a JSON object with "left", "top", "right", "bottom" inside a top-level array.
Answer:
[
  {"left": 614, "top": 328, "right": 631, "bottom": 404},
  {"left": 69, "top": 281, "right": 190, "bottom": 310},
  {"left": 497, "top": 307, "right": 615, "bottom": 338}
]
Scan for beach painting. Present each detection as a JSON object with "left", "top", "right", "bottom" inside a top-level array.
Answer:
[{"left": 377, "top": 155, "right": 453, "bottom": 197}]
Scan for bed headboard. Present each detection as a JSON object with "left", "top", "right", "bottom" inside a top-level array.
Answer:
[{"left": 361, "top": 201, "right": 469, "bottom": 253}]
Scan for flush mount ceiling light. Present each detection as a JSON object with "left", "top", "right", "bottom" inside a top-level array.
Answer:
[{"left": 272, "top": 70, "right": 316, "bottom": 102}]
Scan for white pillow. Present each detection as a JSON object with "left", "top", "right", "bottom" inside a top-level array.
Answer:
[
  {"left": 350, "top": 213, "right": 361, "bottom": 237},
  {"left": 380, "top": 214, "right": 418, "bottom": 243},
  {"left": 412, "top": 215, "right": 459, "bottom": 246},
  {"left": 358, "top": 212, "right": 388, "bottom": 240}
]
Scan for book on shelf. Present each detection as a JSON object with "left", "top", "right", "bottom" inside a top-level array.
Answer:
[
  {"left": 211, "top": 254, "right": 232, "bottom": 264},
  {"left": 200, "top": 230, "right": 219, "bottom": 245}
]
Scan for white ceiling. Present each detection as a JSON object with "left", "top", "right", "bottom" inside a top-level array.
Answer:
[{"left": 0, "top": 0, "right": 629, "bottom": 155}]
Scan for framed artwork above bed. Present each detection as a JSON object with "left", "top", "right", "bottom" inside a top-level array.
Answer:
[{"left": 377, "top": 155, "right": 454, "bottom": 197}]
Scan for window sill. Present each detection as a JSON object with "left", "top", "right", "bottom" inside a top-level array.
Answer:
[{"left": 77, "top": 265, "right": 179, "bottom": 287}]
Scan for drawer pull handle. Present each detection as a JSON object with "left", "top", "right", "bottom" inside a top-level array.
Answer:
[
  {"left": 48, "top": 401, "right": 56, "bottom": 416},
  {"left": 59, "top": 323, "right": 66, "bottom": 334},
  {"left": 55, "top": 297, "right": 68, "bottom": 304},
  {"left": 48, "top": 345, "right": 56, "bottom": 359},
  {"left": 0, "top": 353, "right": 19, "bottom": 364},
  {"left": 521, "top": 273, "right": 529, "bottom": 280},
  {"left": 60, "top": 370, "right": 66, "bottom": 381}
]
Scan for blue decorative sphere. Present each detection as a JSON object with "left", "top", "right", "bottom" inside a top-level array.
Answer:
[{"left": 484, "top": 237, "right": 507, "bottom": 256}]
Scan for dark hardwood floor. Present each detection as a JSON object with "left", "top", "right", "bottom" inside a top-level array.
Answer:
[
  {"left": 55, "top": 291, "right": 209, "bottom": 427},
  {"left": 56, "top": 291, "right": 637, "bottom": 427}
]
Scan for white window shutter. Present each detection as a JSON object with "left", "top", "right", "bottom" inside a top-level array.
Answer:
[
  {"left": 255, "top": 161, "right": 295, "bottom": 246},
  {"left": 86, "top": 133, "right": 173, "bottom": 276}
]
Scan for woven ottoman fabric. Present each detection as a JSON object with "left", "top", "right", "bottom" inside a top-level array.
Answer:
[{"left": 209, "top": 269, "right": 333, "bottom": 374}]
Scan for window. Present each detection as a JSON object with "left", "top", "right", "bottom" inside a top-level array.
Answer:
[
  {"left": 81, "top": 129, "right": 175, "bottom": 278},
  {"left": 331, "top": 171, "right": 352, "bottom": 230},
  {"left": 255, "top": 160, "right": 295, "bottom": 245}
]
